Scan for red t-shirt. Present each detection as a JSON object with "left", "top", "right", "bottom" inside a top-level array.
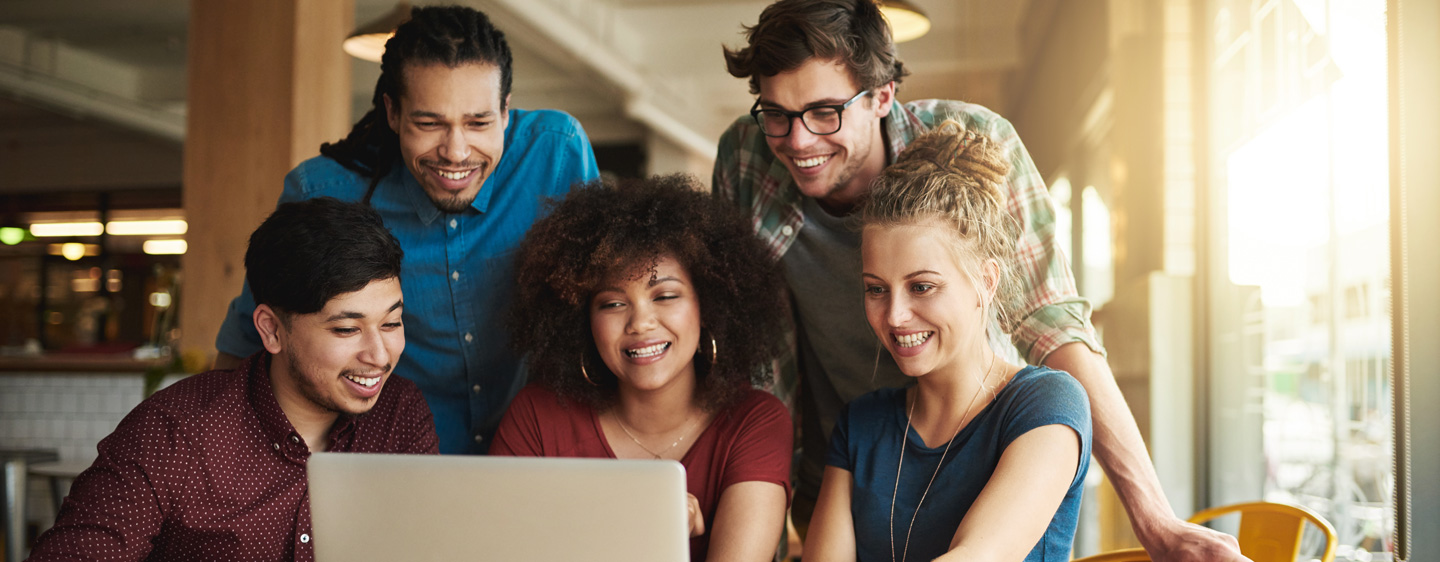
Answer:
[{"left": 491, "top": 384, "right": 793, "bottom": 561}]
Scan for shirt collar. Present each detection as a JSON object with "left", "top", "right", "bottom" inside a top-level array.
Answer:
[
  {"left": 397, "top": 164, "right": 445, "bottom": 225},
  {"left": 242, "top": 352, "right": 358, "bottom": 454},
  {"left": 884, "top": 99, "right": 926, "bottom": 164}
]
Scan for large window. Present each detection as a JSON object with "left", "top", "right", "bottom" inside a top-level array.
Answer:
[{"left": 1207, "top": 0, "right": 1391, "bottom": 559}]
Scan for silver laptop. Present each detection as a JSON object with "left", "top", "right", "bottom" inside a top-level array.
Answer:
[{"left": 308, "top": 453, "right": 689, "bottom": 562}]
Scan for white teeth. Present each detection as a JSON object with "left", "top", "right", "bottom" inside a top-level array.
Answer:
[
  {"left": 344, "top": 374, "right": 381, "bottom": 387},
  {"left": 793, "top": 155, "right": 829, "bottom": 168},
  {"left": 626, "top": 342, "right": 670, "bottom": 358},
  {"left": 435, "top": 168, "right": 474, "bottom": 180},
  {"left": 894, "top": 332, "right": 933, "bottom": 348}
]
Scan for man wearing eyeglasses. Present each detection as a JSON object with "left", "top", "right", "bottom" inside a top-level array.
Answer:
[{"left": 713, "top": 1, "right": 1247, "bottom": 561}]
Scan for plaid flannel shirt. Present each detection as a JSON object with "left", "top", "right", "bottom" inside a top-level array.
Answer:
[{"left": 712, "top": 99, "right": 1104, "bottom": 412}]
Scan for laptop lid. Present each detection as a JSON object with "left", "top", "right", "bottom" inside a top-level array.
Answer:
[{"left": 308, "top": 453, "right": 689, "bottom": 562}]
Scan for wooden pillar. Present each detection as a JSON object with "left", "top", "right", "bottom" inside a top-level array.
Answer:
[{"left": 180, "top": 0, "right": 353, "bottom": 358}]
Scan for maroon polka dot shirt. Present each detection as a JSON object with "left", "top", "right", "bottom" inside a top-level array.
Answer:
[{"left": 27, "top": 353, "right": 438, "bottom": 561}]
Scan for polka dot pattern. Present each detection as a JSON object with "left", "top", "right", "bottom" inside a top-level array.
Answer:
[{"left": 26, "top": 353, "right": 438, "bottom": 561}]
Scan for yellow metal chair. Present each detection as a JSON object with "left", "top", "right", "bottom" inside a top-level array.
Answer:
[
  {"left": 1072, "top": 547, "right": 1151, "bottom": 561},
  {"left": 1187, "top": 501, "right": 1339, "bottom": 562},
  {"left": 1073, "top": 501, "right": 1338, "bottom": 562}
]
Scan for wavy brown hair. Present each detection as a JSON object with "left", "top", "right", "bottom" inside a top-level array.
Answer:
[
  {"left": 509, "top": 175, "right": 786, "bottom": 411},
  {"left": 860, "top": 120, "right": 1024, "bottom": 332},
  {"left": 723, "top": 0, "right": 909, "bottom": 94}
]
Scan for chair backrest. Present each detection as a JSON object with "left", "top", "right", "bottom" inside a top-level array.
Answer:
[
  {"left": 1072, "top": 547, "right": 1151, "bottom": 562},
  {"left": 1187, "top": 501, "right": 1338, "bottom": 562}
]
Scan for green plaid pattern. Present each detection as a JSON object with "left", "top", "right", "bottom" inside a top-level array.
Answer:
[{"left": 713, "top": 99, "right": 1104, "bottom": 411}]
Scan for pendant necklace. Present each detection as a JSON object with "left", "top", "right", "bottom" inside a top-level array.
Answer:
[
  {"left": 615, "top": 413, "right": 699, "bottom": 460},
  {"left": 889, "top": 353, "right": 998, "bottom": 562}
]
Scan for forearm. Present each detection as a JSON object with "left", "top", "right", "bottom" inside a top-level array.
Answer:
[
  {"left": 706, "top": 482, "right": 787, "bottom": 562},
  {"left": 1042, "top": 343, "right": 1175, "bottom": 540}
]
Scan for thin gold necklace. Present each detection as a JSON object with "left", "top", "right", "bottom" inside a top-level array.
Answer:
[
  {"left": 889, "top": 353, "right": 997, "bottom": 562},
  {"left": 614, "top": 413, "right": 699, "bottom": 459}
]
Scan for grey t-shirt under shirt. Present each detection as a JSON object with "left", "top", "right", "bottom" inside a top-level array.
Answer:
[{"left": 781, "top": 196, "right": 1022, "bottom": 491}]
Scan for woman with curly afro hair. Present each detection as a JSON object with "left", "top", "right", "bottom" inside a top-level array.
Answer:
[{"left": 491, "top": 174, "right": 792, "bottom": 562}]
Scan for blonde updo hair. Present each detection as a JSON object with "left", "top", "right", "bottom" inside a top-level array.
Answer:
[{"left": 860, "top": 120, "right": 1023, "bottom": 332}]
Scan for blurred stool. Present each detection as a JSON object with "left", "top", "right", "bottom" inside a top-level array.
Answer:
[
  {"left": 2, "top": 449, "right": 58, "bottom": 562},
  {"left": 28, "top": 461, "right": 91, "bottom": 520}
]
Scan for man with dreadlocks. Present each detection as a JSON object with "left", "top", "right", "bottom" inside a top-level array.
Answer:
[{"left": 214, "top": 5, "right": 599, "bottom": 455}]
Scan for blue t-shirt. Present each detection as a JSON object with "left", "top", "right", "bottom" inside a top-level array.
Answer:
[
  {"left": 827, "top": 366, "right": 1092, "bottom": 562},
  {"left": 215, "top": 108, "right": 600, "bottom": 455}
]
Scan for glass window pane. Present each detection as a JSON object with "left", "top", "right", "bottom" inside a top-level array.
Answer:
[{"left": 1208, "top": 1, "right": 1391, "bottom": 559}]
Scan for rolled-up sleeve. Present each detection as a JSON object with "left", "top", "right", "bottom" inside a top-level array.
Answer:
[{"left": 982, "top": 114, "right": 1106, "bottom": 365}]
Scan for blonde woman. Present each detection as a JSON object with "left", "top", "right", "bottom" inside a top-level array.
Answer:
[{"left": 806, "top": 123, "right": 1092, "bottom": 562}]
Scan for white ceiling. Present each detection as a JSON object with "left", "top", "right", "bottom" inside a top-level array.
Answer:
[{"left": 0, "top": 0, "right": 1044, "bottom": 191}]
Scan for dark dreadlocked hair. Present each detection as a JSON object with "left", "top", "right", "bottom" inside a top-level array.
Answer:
[{"left": 319, "top": 5, "right": 514, "bottom": 198}]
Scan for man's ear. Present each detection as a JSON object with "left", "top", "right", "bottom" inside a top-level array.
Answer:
[
  {"left": 873, "top": 81, "right": 896, "bottom": 118},
  {"left": 254, "top": 305, "right": 285, "bottom": 355},
  {"left": 499, "top": 94, "right": 512, "bottom": 128},
  {"left": 384, "top": 93, "right": 401, "bottom": 133}
]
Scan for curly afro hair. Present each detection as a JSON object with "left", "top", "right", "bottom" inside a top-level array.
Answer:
[{"left": 509, "top": 174, "right": 787, "bottom": 411}]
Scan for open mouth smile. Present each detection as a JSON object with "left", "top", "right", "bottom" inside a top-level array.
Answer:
[
  {"left": 893, "top": 331, "right": 934, "bottom": 348},
  {"left": 792, "top": 155, "right": 830, "bottom": 169},
  {"left": 625, "top": 342, "right": 671, "bottom": 358},
  {"left": 343, "top": 373, "right": 382, "bottom": 388},
  {"left": 427, "top": 165, "right": 478, "bottom": 181}
]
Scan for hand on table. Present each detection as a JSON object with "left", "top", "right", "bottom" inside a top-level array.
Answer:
[{"left": 1144, "top": 519, "right": 1250, "bottom": 562}]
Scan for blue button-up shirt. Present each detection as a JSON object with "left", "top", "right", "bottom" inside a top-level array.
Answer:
[{"left": 215, "top": 108, "right": 599, "bottom": 454}]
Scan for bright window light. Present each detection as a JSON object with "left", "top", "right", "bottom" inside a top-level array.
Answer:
[
  {"left": 31, "top": 222, "right": 104, "bottom": 237},
  {"left": 106, "top": 220, "right": 188, "bottom": 236},
  {"left": 143, "top": 239, "right": 188, "bottom": 255}
]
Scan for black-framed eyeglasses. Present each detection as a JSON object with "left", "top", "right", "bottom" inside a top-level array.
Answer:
[{"left": 749, "top": 89, "right": 872, "bottom": 138}]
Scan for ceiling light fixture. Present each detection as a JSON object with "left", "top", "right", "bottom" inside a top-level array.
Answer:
[
  {"left": 879, "top": 0, "right": 931, "bottom": 43},
  {"left": 343, "top": 2, "right": 411, "bottom": 62},
  {"left": 0, "top": 227, "right": 25, "bottom": 245},
  {"left": 31, "top": 222, "right": 104, "bottom": 237},
  {"left": 143, "top": 240, "right": 188, "bottom": 255},
  {"left": 106, "top": 220, "right": 188, "bottom": 236}
]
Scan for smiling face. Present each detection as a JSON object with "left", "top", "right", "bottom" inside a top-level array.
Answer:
[
  {"left": 757, "top": 57, "right": 893, "bottom": 213},
  {"left": 385, "top": 62, "right": 510, "bottom": 213},
  {"left": 861, "top": 221, "right": 996, "bottom": 378},
  {"left": 263, "top": 277, "right": 406, "bottom": 420},
  {"left": 589, "top": 256, "right": 703, "bottom": 395}
]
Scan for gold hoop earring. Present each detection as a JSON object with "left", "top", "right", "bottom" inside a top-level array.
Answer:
[
  {"left": 580, "top": 357, "right": 598, "bottom": 386},
  {"left": 709, "top": 334, "right": 718, "bottom": 367}
]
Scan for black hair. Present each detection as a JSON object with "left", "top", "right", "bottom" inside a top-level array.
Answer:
[
  {"left": 320, "top": 5, "right": 514, "bottom": 194},
  {"left": 245, "top": 197, "right": 404, "bottom": 316},
  {"left": 510, "top": 175, "right": 787, "bottom": 411}
]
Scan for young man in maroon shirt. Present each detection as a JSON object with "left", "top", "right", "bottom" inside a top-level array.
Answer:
[{"left": 27, "top": 198, "right": 438, "bottom": 562}]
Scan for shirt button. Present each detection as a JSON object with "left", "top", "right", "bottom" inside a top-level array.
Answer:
[
  {"left": 300, "top": 533, "right": 310, "bottom": 544},
  {"left": 272, "top": 443, "right": 280, "bottom": 450},
  {"left": 464, "top": 332, "right": 474, "bottom": 343},
  {"left": 474, "top": 434, "right": 485, "bottom": 443},
  {"left": 452, "top": 271, "right": 460, "bottom": 281},
  {"left": 780, "top": 225, "right": 795, "bottom": 236},
  {"left": 472, "top": 384, "right": 482, "bottom": 394},
  {"left": 449, "top": 219, "right": 457, "bottom": 229},
  {"left": 290, "top": 435, "right": 300, "bottom": 443}
]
